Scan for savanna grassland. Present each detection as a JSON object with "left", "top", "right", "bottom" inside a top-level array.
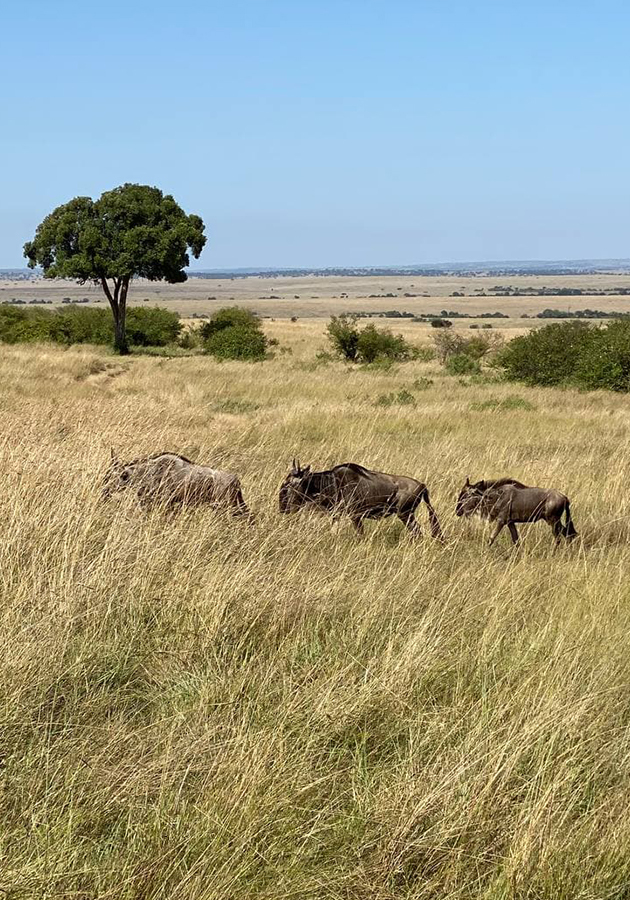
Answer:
[
  {"left": 4, "top": 271, "right": 630, "bottom": 318},
  {"left": 3, "top": 316, "right": 630, "bottom": 899}
]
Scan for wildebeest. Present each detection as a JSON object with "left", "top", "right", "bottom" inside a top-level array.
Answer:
[
  {"left": 456, "top": 477, "right": 577, "bottom": 546},
  {"left": 279, "top": 460, "right": 443, "bottom": 539},
  {"left": 102, "top": 450, "right": 250, "bottom": 516}
]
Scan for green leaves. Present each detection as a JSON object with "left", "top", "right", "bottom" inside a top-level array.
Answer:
[
  {"left": 326, "top": 314, "right": 410, "bottom": 364},
  {"left": 24, "top": 196, "right": 98, "bottom": 281},
  {"left": 200, "top": 307, "right": 269, "bottom": 361},
  {"left": 23, "top": 183, "right": 207, "bottom": 285}
]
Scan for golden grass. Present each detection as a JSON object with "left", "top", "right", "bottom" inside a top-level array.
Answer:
[{"left": 2, "top": 324, "right": 630, "bottom": 898}]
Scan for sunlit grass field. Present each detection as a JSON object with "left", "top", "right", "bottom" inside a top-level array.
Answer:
[{"left": 2, "top": 320, "right": 630, "bottom": 898}]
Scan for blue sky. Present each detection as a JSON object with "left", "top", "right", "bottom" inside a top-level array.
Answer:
[{"left": 1, "top": 0, "right": 629, "bottom": 268}]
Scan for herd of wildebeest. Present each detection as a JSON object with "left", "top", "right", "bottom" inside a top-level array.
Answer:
[{"left": 103, "top": 450, "right": 577, "bottom": 547}]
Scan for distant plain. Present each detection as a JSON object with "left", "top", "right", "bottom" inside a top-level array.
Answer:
[{"left": 4, "top": 272, "right": 630, "bottom": 321}]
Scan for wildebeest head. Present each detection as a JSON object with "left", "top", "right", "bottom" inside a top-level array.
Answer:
[
  {"left": 101, "top": 449, "right": 134, "bottom": 500},
  {"left": 279, "top": 458, "right": 312, "bottom": 513},
  {"left": 455, "top": 477, "right": 485, "bottom": 517}
]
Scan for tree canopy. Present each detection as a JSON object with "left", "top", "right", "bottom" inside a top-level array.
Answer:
[{"left": 24, "top": 183, "right": 206, "bottom": 353}]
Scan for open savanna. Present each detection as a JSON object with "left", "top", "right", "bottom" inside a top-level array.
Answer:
[
  {"left": 4, "top": 272, "right": 630, "bottom": 319},
  {"left": 3, "top": 319, "right": 630, "bottom": 899}
]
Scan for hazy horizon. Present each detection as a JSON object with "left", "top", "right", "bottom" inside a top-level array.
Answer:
[
  {"left": 4, "top": 257, "right": 630, "bottom": 275},
  {"left": 1, "top": 0, "right": 629, "bottom": 269}
]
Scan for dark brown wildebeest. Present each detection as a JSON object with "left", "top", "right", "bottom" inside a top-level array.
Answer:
[
  {"left": 279, "top": 460, "right": 443, "bottom": 539},
  {"left": 102, "top": 451, "right": 250, "bottom": 517},
  {"left": 455, "top": 477, "right": 577, "bottom": 546}
]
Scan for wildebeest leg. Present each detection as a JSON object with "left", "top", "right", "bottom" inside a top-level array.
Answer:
[
  {"left": 228, "top": 486, "right": 254, "bottom": 522},
  {"left": 350, "top": 517, "right": 365, "bottom": 536},
  {"left": 507, "top": 522, "right": 520, "bottom": 545},
  {"left": 398, "top": 509, "right": 422, "bottom": 538},
  {"left": 489, "top": 520, "right": 507, "bottom": 546},
  {"left": 422, "top": 488, "right": 444, "bottom": 541},
  {"left": 231, "top": 499, "right": 252, "bottom": 519},
  {"left": 232, "top": 504, "right": 254, "bottom": 523}
]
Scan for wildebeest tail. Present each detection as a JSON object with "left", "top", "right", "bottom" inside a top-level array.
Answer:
[
  {"left": 423, "top": 487, "right": 444, "bottom": 541},
  {"left": 562, "top": 499, "right": 577, "bottom": 540}
]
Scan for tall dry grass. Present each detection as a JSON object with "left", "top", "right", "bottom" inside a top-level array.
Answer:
[{"left": 2, "top": 325, "right": 630, "bottom": 899}]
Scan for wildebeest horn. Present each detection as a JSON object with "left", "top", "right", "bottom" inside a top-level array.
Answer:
[{"left": 465, "top": 476, "right": 470, "bottom": 486}]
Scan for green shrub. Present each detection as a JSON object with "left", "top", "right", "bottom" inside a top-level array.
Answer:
[
  {"left": 200, "top": 307, "right": 269, "bottom": 361},
  {"left": 356, "top": 323, "right": 409, "bottom": 363},
  {"left": 199, "top": 307, "right": 261, "bottom": 340},
  {"left": 326, "top": 315, "right": 410, "bottom": 363},
  {"left": 433, "top": 330, "right": 504, "bottom": 364},
  {"left": 47, "top": 307, "right": 112, "bottom": 345},
  {"left": 125, "top": 307, "right": 181, "bottom": 346},
  {"left": 204, "top": 325, "right": 268, "bottom": 361},
  {"left": 498, "top": 321, "right": 594, "bottom": 386},
  {"left": 573, "top": 320, "right": 630, "bottom": 392},
  {"left": 326, "top": 315, "right": 361, "bottom": 361},
  {"left": 445, "top": 354, "right": 481, "bottom": 375},
  {"left": 0, "top": 305, "right": 181, "bottom": 348},
  {"left": 499, "top": 319, "right": 630, "bottom": 392},
  {"left": 0, "top": 307, "right": 51, "bottom": 343}
]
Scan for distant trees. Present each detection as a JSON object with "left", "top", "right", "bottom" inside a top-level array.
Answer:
[{"left": 24, "top": 184, "right": 206, "bottom": 354}]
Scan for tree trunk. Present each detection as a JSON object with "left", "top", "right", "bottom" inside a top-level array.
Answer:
[
  {"left": 113, "top": 307, "right": 129, "bottom": 355},
  {"left": 100, "top": 275, "right": 130, "bottom": 355}
]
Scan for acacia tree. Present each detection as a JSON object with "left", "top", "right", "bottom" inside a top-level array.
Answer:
[{"left": 24, "top": 183, "right": 206, "bottom": 354}]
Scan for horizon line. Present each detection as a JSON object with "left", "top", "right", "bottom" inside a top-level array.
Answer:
[{"left": 3, "top": 256, "right": 630, "bottom": 274}]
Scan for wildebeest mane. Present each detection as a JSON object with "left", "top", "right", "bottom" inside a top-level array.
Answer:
[
  {"left": 300, "top": 469, "right": 338, "bottom": 506},
  {"left": 124, "top": 451, "right": 195, "bottom": 467},
  {"left": 332, "top": 462, "right": 373, "bottom": 476},
  {"left": 476, "top": 478, "right": 529, "bottom": 492}
]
